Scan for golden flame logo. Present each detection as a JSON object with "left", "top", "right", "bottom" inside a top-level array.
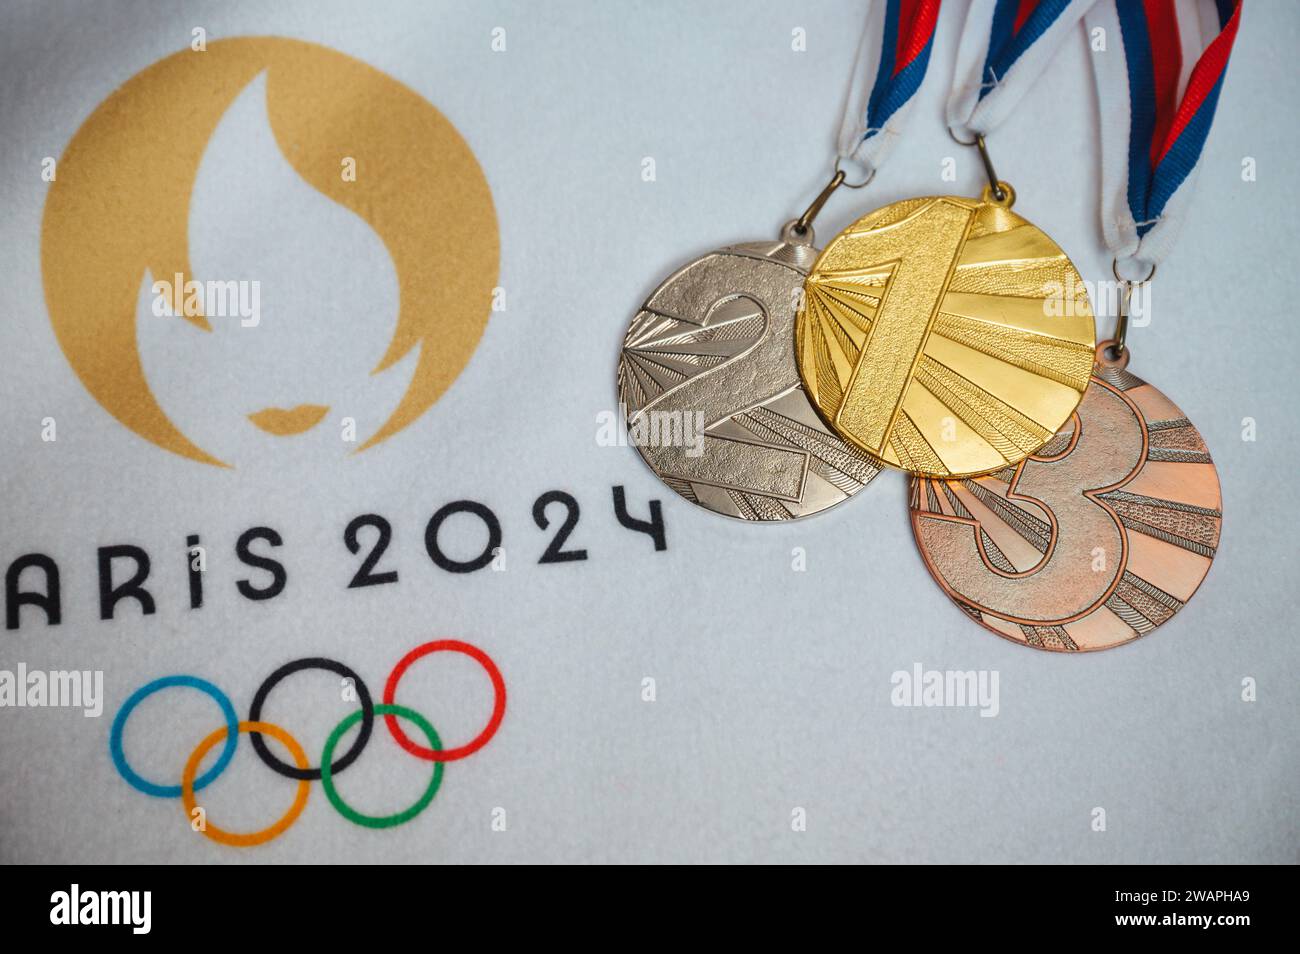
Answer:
[{"left": 41, "top": 37, "right": 498, "bottom": 466}]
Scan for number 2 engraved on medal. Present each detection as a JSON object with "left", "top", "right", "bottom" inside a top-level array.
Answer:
[
  {"left": 835, "top": 200, "right": 973, "bottom": 452},
  {"left": 620, "top": 244, "right": 882, "bottom": 521},
  {"left": 913, "top": 383, "right": 1145, "bottom": 621},
  {"left": 630, "top": 253, "right": 810, "bottom": 500}
]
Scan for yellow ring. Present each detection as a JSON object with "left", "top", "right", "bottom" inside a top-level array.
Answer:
[{"left": 181, "top": 720, "right": 310, "bottom": 848}]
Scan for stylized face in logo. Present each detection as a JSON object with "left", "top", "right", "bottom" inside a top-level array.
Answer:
[{"left": 41, "top": 37, "right": 498, "bottom": 466}]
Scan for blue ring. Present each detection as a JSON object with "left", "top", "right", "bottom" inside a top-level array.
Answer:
[{"left": 109, "top": 676, "right": 238, "bottom": 798}]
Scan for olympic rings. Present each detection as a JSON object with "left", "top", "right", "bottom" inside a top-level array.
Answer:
[
  {"left": 111, "top": 675, "right": 238, "bottom": 798},
  {"left": 321, "top": 705, "right": 443, "bottom": 829},
  {"left": 182, "top": 721, "right": 311, "bottom": 848},
  {"left": 383, "top": 639, "right": 506, "bottom": 761},
  {"left": 249, "top": 657, "right": 374, "bottom": 781},
  {"left": 108, "top": 639, "right": 505, "bottom": 847}
]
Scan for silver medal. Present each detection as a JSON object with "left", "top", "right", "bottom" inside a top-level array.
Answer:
[{"left": 617, "top": 228, "right": 881, "bottom": 521}]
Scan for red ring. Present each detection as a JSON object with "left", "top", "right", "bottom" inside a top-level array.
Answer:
[{"left": 382, "top": 640, "right": 505, "bottom": 762}]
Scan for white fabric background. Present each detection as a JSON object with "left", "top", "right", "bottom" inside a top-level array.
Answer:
[{"left": 0, "top": 0, "right": 1295, "bottom": 863}]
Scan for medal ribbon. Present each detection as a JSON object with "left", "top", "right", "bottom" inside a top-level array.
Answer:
[
  {"left": 837, "top": 0, "right": 941, "bottom": 176},
  {"left": 1086, "top": 0, "right": 1242, "bottom": 273},
  {"left": 947, "top": 0, "right": 1099, "bottom": 141}
]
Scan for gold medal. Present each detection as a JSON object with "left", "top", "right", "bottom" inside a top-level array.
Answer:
[{"left": 795, "top": 183, "right": 1095, "bottom": 478}]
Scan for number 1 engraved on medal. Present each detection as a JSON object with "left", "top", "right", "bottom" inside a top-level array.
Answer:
[
  {"left": 797, "top": 194, "right": 1096, "bottom": 478},
  {"left": 835, "top": 200, "right": 973, "bottom": 451}
]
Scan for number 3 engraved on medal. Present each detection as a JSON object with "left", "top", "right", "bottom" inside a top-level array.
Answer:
[
  {"left": 833, "top": 200, "right": 973, "bottom": 453},
  {"left": 632, "top": 253, "right": 810, "bottom": 501},
  {"left": 914, "top": 383, "right": 1146, "bottom": 621}
]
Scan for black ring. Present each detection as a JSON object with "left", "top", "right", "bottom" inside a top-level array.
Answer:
[{"left": 248, "top": 657, "right": 373, "bottom": 781}]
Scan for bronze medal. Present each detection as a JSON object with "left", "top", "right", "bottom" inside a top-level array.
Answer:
[{"left": 909, "top": 355, "right": 1221, "bottom": 651}]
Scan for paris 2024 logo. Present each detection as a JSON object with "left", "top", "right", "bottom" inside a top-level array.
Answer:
[{"left": 41, "top": 36, "right": 499, "bottom": 467}]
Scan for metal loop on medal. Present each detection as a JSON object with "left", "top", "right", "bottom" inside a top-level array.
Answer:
[
  {"left": 981, "top": 181, "right": 1015, "bottom": 209},
  {"left": 793, "top": 169, "right": 843, "bottom": 237},
  {"left": 1094, "top": 338, "right": 1131, "bottom": 370},
  {"left": 951, "top": 130, "right": 1009, "bottom": 204},
  {"left": 1109, "top": 258, "right": 1157, "bottom": 358},
  {"left": 786, "top": 156, "right": 874, "bottom": 246},
  {"left": 248, "top": 657, "right": 374, "bottom": 781},
  {"left": 780, "top": 219, "right": 816, "bottom": 247},
  {"left": 833, "top": 154, "right": 875, "bottom": 189},
  {"left": 788, "top": 155, "right": 875, "bottom": 245},
  {"left": 1112, "top": 258, "right": 1158, "bottom": 285}
]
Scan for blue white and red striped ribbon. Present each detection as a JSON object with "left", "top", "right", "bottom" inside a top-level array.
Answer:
[
  {"left": 1086, "top": 0, "right": 1242, "bottom": 273},
  {"left": 837, "top": 0, "right": 941, "bottom": 175},
  {"left": 947, "top": 0, "right": 1098, "bottom": 142}
]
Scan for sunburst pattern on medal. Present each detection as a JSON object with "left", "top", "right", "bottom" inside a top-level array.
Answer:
[
  {"left": 618, "top": 276, "right": 881, "bottom": 522},
  {"left": 798, "top": 196, "right": 1096, "bottom": 478},
  {"left": 909, "top": 370, "right": 1222, "bottom": 651},
  {"left": 618, "top": 300, "right": 756, "bottom": 412}
]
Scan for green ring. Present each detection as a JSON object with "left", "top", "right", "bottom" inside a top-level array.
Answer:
[{"left": 320, "top": 703, "right": 444, "bottom": 829}]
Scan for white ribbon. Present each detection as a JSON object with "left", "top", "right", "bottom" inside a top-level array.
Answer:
[
  {"left": 947, "top": 0, "right": 1099, "bottom": 142},
  {"left": 836, "top": 1, "right": 936, "bottom": 180},
  {"left": 1085, "top": 0, "right": 1228, "bottom": 273}
]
